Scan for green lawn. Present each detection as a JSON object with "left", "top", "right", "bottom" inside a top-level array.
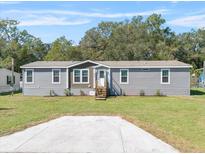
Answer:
[{"left": 0, "top": 90, "right": 205, "bottom": 152}]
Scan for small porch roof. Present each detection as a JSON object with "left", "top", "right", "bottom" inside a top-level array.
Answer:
[{"left": 67, "top": 60, "right": 110, "bottom": 68}]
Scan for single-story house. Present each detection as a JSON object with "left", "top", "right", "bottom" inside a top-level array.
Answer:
[
  {"left": 0, "top": 68, "right": 20, "bottom": 93},
  {"left": 20, "top": 60, "right": 192, "bottom": 96},
  {"left": 199, "top": 61, "right": 205, "bottom": 87}
]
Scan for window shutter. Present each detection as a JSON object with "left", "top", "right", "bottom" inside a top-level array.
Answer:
[
  {"left": 13, "top": 76, "right": 15, "bottom": 84},
  {"left": 7, "top": 76, "right": 9, "bottom": 84}
]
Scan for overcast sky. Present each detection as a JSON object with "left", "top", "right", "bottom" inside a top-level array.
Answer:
[{"left": 1, "top": 1, "right": 205, "bottom": 44}]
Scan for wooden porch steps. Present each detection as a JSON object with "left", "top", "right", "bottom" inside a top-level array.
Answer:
[
  {"left": 95, "top": 97, "right": 106, "bottom": 100},
  {"left": 95, "top": 72, "right": 108, "bottom": 100},
  {"left": 96, "top": 86, "right": 107, "bottom": 100}
]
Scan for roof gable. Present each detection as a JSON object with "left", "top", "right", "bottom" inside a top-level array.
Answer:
[{"left": 67, "top": 60, "right": 110, "bottom": 68}]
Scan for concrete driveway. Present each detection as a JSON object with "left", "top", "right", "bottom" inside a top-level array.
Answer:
[{"left": 0, "top": 116, "right": 178, "bottom": 153}]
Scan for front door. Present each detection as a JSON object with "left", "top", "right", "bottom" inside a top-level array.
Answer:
[{"left": 98, "top": 70, "right": 106, "bottom": 87}]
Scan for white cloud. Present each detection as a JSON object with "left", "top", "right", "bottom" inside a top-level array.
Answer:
[
  {"left": 0, "top": 1, "right": 21, "bottom": 5},
  {"left": 18, "top": 16, "right": 91, "bottom": 26},
  {"left": 6, "top": 9, "right": 169, "bottom": 18},
  {"left": 90, "top": 8, "right": 110, "bottom": 13},
  {"left": 0, "top": 8, "right": 169, "bottom": 26},
  {"left": 168, "top": 14, "right": 205, "bottom": 28}
]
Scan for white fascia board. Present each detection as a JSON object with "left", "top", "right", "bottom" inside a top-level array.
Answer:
[
  {"left": 20, "top": 66, "right": 68, "bottom": 69},
  {"left": 110, "top": 66, "right": 192, "bottom": 68},
  {"left": 67, "top": 60, "right": 110, "bottom": 68},
  {"left": 93, "top": 64, "right": 110, "bottom": 68}
]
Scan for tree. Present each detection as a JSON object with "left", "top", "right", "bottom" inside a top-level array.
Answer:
[
  {"left": 79, "top": 22, "right": 120, "bottom": 60},
  {"left": 175, "top": 29, "right": 205, "bottom": 69},
  {"left": 44, "top": 36, "right": 82, "bottom": 61},
  {"left": 0, "top": 19, "right": 19, "bottom": 41},
  {"left": 0, "top": 19, "right": 48, "bottom": 72},
  {"left": 1, "top": 14, "right": 205, "bottom": 72}
]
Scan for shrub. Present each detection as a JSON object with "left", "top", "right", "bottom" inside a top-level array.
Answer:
[
  {"left": 49, "top": 90, "right": 55, "bottom": 97},
  {"left": 49, "top": 90, "right": 58, "bottom": 96},
  {"left": 64, "top": 89, "right": 71, "bottom": 96},
  {"left": 139, "top": 90, "right": 145, "bottom": 96},
  {"left": 155, "top": 89, "right": 162, "bottom": 96},
  {"left": 80, "top": 90, "right": 86, "bottom": 96}
]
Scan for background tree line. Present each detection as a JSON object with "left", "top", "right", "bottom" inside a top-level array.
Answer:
[{"left": 1, "top": 14, "right": 205, "bottom": 73}]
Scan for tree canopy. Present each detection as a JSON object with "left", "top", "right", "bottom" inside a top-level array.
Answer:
[{"left": 1, "top": 14, "right": 205, "bottom": 72}]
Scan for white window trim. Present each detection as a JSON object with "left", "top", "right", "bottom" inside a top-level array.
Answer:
[
  {"left": 25, "top": 69, "right": 34, "bottom": 84},
  {"left": 73, "top": 69, "right": 80, "bottom": 84},
  {"left": 73, "top": 69, "right": 89, "bottom": 84},
  {"left": 81, "top": 69, "right": 89, "bottom": 84},
  {"left": 161, "top": 69, "right": 170, "bottom": 84},
  {"left": 120, "top": 69, "right": 129, "bottom": 84},
  {"left": 52, "top": 69, "right": 61, "bottom": 84}
]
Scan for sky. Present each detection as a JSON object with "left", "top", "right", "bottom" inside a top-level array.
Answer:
[{"left": 1, "top": 1, "right": 205, "bottom": 44}]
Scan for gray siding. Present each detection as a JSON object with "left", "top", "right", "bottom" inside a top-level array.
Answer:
[
  {"left": 203, "top": 61, "right": 205, "bottom": 87},
  {"left": 70, "top": 88, "right": 95, "bottom": 96},
  {"left": 0, "top": 69, "right": 20, "bottom": 93},
  {"left": 23, "top": 68, "right": 67, "bottom": 96},
  {"left": 22, "top": 66, "right": 190, "bottom": 96},
  {"left": 110, "top": 68, "right": 190, "bottom": 96}
]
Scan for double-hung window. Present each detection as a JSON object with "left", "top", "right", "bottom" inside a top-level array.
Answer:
[
  {"left": 82, "top": 70, "right": 88, "bottom": 83},
  {"left": 161, "top": 69, "right": 170, "bottom": 84},
  {"left": 73, "top": 69, "right": 89, "bottom": 84},
  {"left": 120, "top": 69, "right": 129, "bottom": 84},
  {"left": 25, "top": 69, "right": 34, "bottom": 84},
  {"left": 74, "top": 69, "right": 81, "bottom": 83},
  {"left": 52, "top": 69, "right": 60, "bottom": 84}
]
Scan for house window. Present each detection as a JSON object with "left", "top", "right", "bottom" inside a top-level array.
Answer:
[
  {"left": 7, "top": 76, "right": 11, "bottom": 85},
  {"left": 74, "top": 69, "right": 81, "bottom": 83},
  {"left": 7, "top": 76, "right": 15, "bottom": 85},
  {"left": 82, "top": 70, "right": 88, "bottom": 83},
  {"left": 73, "top": 69, "right": 89, "bottom": 84},
  {"left": 99, "top": 70, "right": 104, "bottom": 78},
  {"left": 25, "top": 69, "right": 34, "bottom": 83},
  {"left": 120, "top": 69, "right": 129, "bottom": 84},
  {"left": 161, "top": 69, "right": 170, "bottom": 84},
  {"left": 52, "top": 69, "right": 60, "bottom": 84}
]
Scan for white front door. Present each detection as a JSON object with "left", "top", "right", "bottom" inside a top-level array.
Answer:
[{"left": 98, "top": 70, "right": 105, "bottom": 87}]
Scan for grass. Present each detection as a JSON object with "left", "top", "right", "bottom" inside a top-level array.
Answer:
[{"left": 0, "top": 89, "right": 205, "bottom": 152}]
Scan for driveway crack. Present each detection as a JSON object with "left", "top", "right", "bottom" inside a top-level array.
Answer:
[{"left": 118, "top": 124, "right": 126, "bottom": 152}]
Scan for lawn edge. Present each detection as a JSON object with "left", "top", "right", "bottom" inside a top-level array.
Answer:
[{"left": 0, "top": 112, "right": 203, "bottom": 152}]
